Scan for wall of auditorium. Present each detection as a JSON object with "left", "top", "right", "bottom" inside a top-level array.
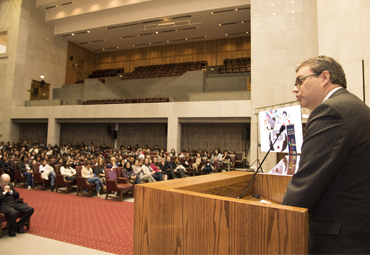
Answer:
[
  {"left": 0, "top": 0, "right": 22, "bottom": 141},
  {"left": 317, "top": 0, "right": 370, "bottom": 103},
  {"left": 14, "top": 0, "right": 68, "bottom": 104},
  {"left": 250, "top": 0, "right": 318, "bottom": 171},
  {"left": 65, "top": 37, "right": 251, "bottom": 84}
]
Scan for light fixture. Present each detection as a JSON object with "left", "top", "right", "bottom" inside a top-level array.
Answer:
[
  {"left": 185, "top": 38, "right": 187, "bottom": 40},
  {"left": 246, "top": 32, "right": 249, "bottom": 34},
  {"left": 149, "top": 43, "right": 152, "bottom": 44},
  {"left": 219, "top": 24, "right": 221, "bottom": 26},
  {"left": 133, "top": 44, "right": 135, "bottom": 46},
  {"left": 88, "top": 41, "right": 90, "bottom": 43},
  {"left": 102, "top": 48, "right": 105, "bottom": 50},
  {"left": 71, "top": 33, "right": 75, "bottom": 36},
  {"left": 241, "top": 21, "right": 244, "bottom": 23},
  {"left": 117, "top": 47, "right": 119, "bottom": 48},
  {"left": 210, "top": 12, "right": 214, "bottom": 14},
  {"left": 235, "top": 9, "right": 238, "bottom": 11},
  {"left": 156, "top": 31, "right": 159, "bottom": 34},
  {"left": 225, "top": 34, "right": 228, "bottom": 36},
  {"left": 167, "top": 40, "right": 169, "bottom": 42},
  {"left": 40, "top": 75, "right": 44, "bottom": 79},
  {"left": 87, "top": 31, "right": 90, "bottom": 33},
  {"left": 205, "top": 36, "right": 207, "bottom": 38},
  {"left": 271, "top": 3, "right": 274, "bottom": 6}
]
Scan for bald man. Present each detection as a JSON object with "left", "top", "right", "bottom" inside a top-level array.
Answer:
[{"left": 0, "top": 174, "right": 34, "bottom": 237}]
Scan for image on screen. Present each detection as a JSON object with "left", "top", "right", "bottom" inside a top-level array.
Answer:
[{"left": 258, "top": 105, "right": 303, "bottom": 153}]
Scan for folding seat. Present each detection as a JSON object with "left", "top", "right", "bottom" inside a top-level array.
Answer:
[
  {"left": 32, "top": 162, "right": 48, "bottom": 190},
  {"left": 105, "top": 168, "right": 134, "bottom": 201},
  {"left": 76, "top": 166, "right": 96, "bottom": 197}
]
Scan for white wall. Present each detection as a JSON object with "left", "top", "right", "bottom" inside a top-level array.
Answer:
[
  {"left": 250, "top": 0, "right": 318, "bottom": 171},
  {"left": 317, "top": 0, "right": 370, "bottom": 103}
]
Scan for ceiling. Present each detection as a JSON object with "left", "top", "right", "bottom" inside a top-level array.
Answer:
[{"left": 36, "top": 0, "right": 250, "bottom": 52}]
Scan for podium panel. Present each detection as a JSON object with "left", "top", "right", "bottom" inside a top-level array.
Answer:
[{"left": 134, "top": 172, "right": 308, "bottom": 254}]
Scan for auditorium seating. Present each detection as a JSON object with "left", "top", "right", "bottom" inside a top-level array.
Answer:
[
  {"left": 89, "top": 68, "right": 124, "bottom": 78},
  {"left": 219, "top": 58, "right": 251, "bottom": 74},
  {"left": 82, "top": 97, "right": 169, "bottom": 105},
  {"left": 105, "top": 168, "right": 134, "bottom": 201},
  {"left": 123, "top": 61, "right": 207, "bottom": 80}
]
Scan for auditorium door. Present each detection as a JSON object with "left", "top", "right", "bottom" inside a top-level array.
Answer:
[{"left": 30, "top": 80, "right": 50, "bottom": 100}]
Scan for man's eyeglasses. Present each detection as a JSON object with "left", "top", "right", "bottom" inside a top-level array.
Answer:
[{"left": 294, "top": 72, "right": 321, "bottom": 89}]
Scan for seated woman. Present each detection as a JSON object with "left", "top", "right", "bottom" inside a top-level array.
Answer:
[
  {"left": 81, "top": 160, "right": 106, "bottom": 198},
  {"left": 143, "top": 145, "right": 150, "bottom": 155},
  {"left": 94, "top": 157, "right": 106, "bottom": 183},
  {"left": 60, "top": 159, "right": 77, "bottom": 181},
  {"left": 143, "top": 158, "right": 163, "bottom": 181},
  {"left": 192, "top": 153, "right": 202, "bottom": 172},
  {"left": 122, "top": 161, "right": 140, "bottom": 184},
  {"left": 210, "top": 149, "right": 222, "bottom": 168},
  {"left": 132, "top": 159, "right": 156, "bottom": 182},
  {"left": 169, "top": 149, "right": 177, "bottom": 157},
  {"left": 182, "top": 153, "right": 191, "bottom": 170},
  {"left": 150, "top": 157, "right": 167, "bottom": 180},
  {"left": 39, "top": 158, "right": 56, "bottom": 191},
  {"left": 173, "top": 157, "right": 187, "bottom": 174}
]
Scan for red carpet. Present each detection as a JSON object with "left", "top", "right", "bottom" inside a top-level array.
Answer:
[{"left": 17, "top": 188, "right": 134, "bottom": 255}]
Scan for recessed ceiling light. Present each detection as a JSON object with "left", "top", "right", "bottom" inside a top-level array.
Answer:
[
  {"left": 210, "top": 12, "right": 213, "bottom": 14},
  {"left": 55, "top": 5, "right": 58, "bottom": 7},
  {"left": 133, "top": 45, "right": 135, "bottom": 46},
  {"left": 40, "top": 75, "right": 44, "bottom": 79},
  {"left": 105, "top": 28, "right": 107, "bottom": 30},
  {"left": 103, "top": 39, "right": 106, "bottom": 41},
  {"left": 241, "top": 21, "right": 244, "bottom": 23},
  {"left": 225, "top": 34, "right": 228, "bottom": 36},
  {"left": 71, "top": 33, "right": 74, "bottom": 36},
  {"left": 291, "top": 10, "right": 295, "bottom": 13},
  {"left": 246, "top": 32, "right": 249, "bottom": 34},
  {"left": 273, "top": 13, "right": 276, "bottom": 15},
  {"left": 205, "top": 36, "right": 207, "bottom": 38},
  {"left": 219, "top": 24, "right": 222, "bottom": 26},
  {"left": 120, "top": 37, "right": 122, "bottom": 39},
  {"left": 185, "top": 38, "right": 187, "bottom": 40},
  {"left": 117, "top": 47, "right": 119, "bottom": 48},
  {"left": 271, "top": 3, "right": 274, "bottom": 6},
  {"left": 137, "top": 34, "right": 140, "bottom": 36},
  {"left": 255, "top": 14, "right": 258, "bottom": 17},
  {"left": 149, "top": 43, "right": 151, "bottom": 44},
  {"left": 102, "top": 48, "right": 105, "bottom": 50},
  {"left": 87, "top": 31, "right": 90, "bottom": 33},
  {"left": 167, "top": 40, "right": 169, "bottom": 42},
  {"left": 235, "top": 9, "right": 238, "bottom": 11},
  {"left": 88, "top": 41, "right": 90, "bottom": 43},
  {"left": 156, "top": 31, "right": 159, "bottom": 34}
]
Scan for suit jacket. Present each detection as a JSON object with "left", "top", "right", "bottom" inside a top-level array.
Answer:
[
  {"left": 282, "top": 89, "right": 370, "bottom": 254},
  {"left": 0, "top": 184, "right": 20, "bottom": 207}
]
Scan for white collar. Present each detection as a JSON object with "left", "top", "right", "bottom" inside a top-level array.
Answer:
[{"left": 323, "top": 87, "right": 343, "bottom": 102}]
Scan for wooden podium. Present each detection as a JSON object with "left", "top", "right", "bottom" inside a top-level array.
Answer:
[{"left": 134, "top": 172, "right": 308, "bottom": 254}]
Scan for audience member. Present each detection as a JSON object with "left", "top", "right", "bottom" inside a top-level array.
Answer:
[
  {"left": 39, "top": 159, "right": 56, "bottom": 191},
  {"left": 143, "top": 158, "right": 163, "bottom": 181},
  {"left": 221, "top": 150, "right": 231, "bottom": 171},
  {"left": 0, "top": 173, "right": 34, "bottom": 237},
  {"left": 60, "top": 159, "right": 77, "bottom": 181},
  {"left": 0, "top": 155, "right": 14, "bottom": 182},
  {"left": 17, "top": 156, "right": 33, "bottom": 190},
  {"left": 81, "top": 160, "right": 106, "bottom": 198},
  {"left": 165, "top": 156, "right": 185, "bottom": 178},
  {"left": 169, "top": 149, "right": 177, "bottom": 156},
  {"left": 107, "top": 157, "right": 119, "bottom": 168},
  {"left": 132, "top": 159, "right": 156, "bottom": 182},
  {"left": 122, "top": 162, "right": 140, "bottom": 184},
  {"left": 192, "top": 153, "right": 202, "bottom": 173}
]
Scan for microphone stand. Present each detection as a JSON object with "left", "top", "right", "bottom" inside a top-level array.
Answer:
[{"left": 237, "top": 128, "right": 284, "bottom": 199}]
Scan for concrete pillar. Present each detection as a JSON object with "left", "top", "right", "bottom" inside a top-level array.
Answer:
[
  {"left": 47, "top": 118, "right": 60, "bottom": 146},
  {"left": 167, "top": 117, "right": 181, "bottom": 152}
]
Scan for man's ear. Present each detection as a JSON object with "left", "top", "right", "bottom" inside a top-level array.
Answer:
[{"left": 321, "top": 70, "right": 331, "bottom": 86}]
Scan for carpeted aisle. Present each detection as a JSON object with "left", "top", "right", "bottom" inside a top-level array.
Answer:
[{"left": 17, "top": 188, "right": 134, "bottom": 255}]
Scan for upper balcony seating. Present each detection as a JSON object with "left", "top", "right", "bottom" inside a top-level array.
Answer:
[
  {"left": 89, "top": 68, "right": 124, "bottom": 79},
  {"left": 219, "top": 58, "right": 251, "bottom": 74},
  {"left": 123, "top": 61, "right": 207, "bottom": 80}
]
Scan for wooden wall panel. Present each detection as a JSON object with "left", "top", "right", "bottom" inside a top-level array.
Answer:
[
  {"left": 60, "top": 123, "right": 114, "bottom": 146},
  {"left": 117, "top": 123, "right": 167, "bottom": 150},
  {"left": 19, "top": 123, "right": 48, "bottom": 143},
  {"left": 181, "top": 123, "right": 250, "bottom": 152}
]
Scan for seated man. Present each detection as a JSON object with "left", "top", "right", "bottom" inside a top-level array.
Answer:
[
  {"left": 0, "top": 174, "right": 34, "bottom": 237},
  {"left": 17, "top": 156, "right": 33, "bottom": 190},
  {"left": 107, "top": 157, "right": 119, "bottom": 168}
]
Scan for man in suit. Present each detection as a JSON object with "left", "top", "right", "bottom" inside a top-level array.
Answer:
[
  {"left": 17, "top": 155, "right": 33, "bottom": 190},
  {"left": 282, "top": 55, "right": 370, "bottom": 254},
  {"left": 0, "top": 174, "right": 34, "bottom": 237}
]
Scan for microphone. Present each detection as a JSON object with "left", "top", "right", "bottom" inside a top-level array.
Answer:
[{"left": 237, "top": 125, "right": 286, "bottom": 199}]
